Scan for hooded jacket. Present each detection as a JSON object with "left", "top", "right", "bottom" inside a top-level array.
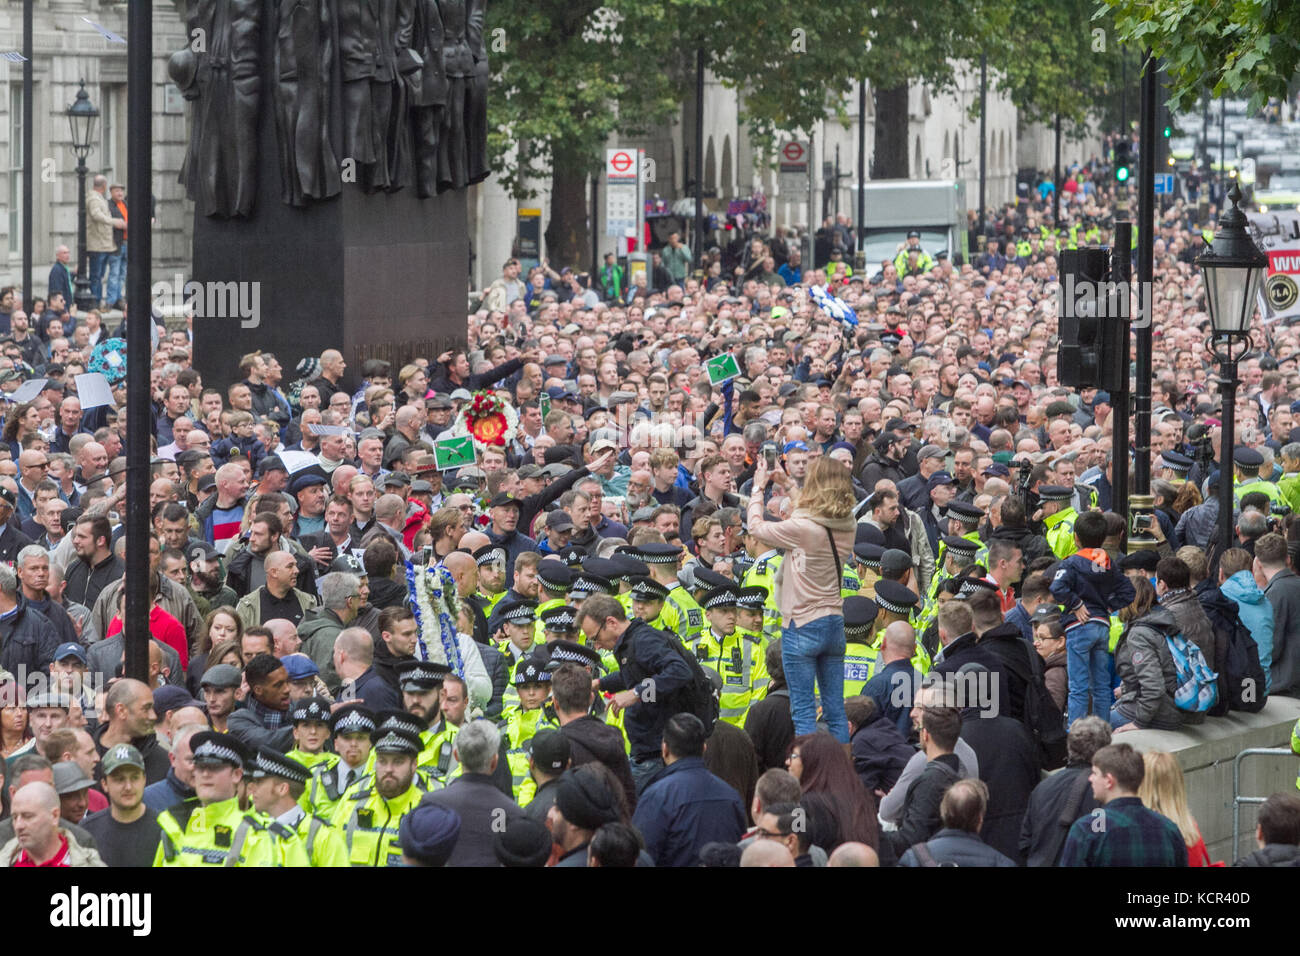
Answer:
[
  {"left": 559, "top": 714, "right": 638, "bottom": 810},
  {"left": 744, "top": 504, "right": 857, "bottom": 626},
  {"left": 1159, "top": 588, "right": 1217, "bottom": 683},
  {"left": 1235, "top": 844, "right": 1300, "bottom": 867},
  {"left": 1220, "top": 570, "right": 1274, "bottom": 694},
  {"left": 1113, "top": 606, "right": 1184, "bottom": 730}
]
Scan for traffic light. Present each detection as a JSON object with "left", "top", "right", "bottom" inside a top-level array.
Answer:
[
  {"left": 1114, "top": 140, "right": 1132, "bottom": 183},
  {"left": 1058, "top": 247, "right": 1124, "bottom": 391}
]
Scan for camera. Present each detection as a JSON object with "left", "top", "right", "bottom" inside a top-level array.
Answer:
[{"left": 761, "top": 441, "right": 779, "bottom": 469}]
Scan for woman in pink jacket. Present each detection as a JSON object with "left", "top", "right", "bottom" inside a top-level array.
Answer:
[{"left": 748, "top": 457, "right": 858, "bottom": 742}]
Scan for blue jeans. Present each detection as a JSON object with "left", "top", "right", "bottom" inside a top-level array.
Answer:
[
  {"left": 782, "top": 614, "right": 848, "bottom": 742},
  {"left": 105, "top": 241, "right": 126, "bottom": 305},
  {"left": 1066, "top": 620, "right": 1112, "bottom": 727},
  {"left": 87, "top": 251, "right": 111, "bottom": 303},
  {"left": 629, "top": 754, "right": 665, "bottom": 794}
]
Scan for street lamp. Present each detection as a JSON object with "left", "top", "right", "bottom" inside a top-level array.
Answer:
[
  {"left": 1196, "top": 182, "right": 1267, "bottom": 557},
  {"left": 66, "top": 81, "right": 99, "bottom": 311}
]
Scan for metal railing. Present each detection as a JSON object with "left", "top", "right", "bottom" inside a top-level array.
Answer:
[{"left": 1232, "top": 747, "right": 1294, "bottom": 861}]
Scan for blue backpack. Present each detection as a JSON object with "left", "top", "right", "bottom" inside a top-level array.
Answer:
[{"left": 1165, "top": 631, "right": 1219, "bottom": 713}]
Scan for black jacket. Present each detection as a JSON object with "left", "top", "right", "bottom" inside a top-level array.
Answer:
[
  {"left": 429, "top": 357, "right": 525, "bottom": 397},
  {"left": 858, "top": 453, "right": 906, "bottom": 493},
  {"left": 92, "top": 725, "right": 170, "bottom": 785},
  {"left": 0, "top": 523, "right": 32, "bottom": 566},
  {"left": 226, "top": 545, "right": 317, "bottom": 599},
  {"left": 516, "top": 463, "right": 593, "bottom": 537},
  {"left": 485, "top": 528, "right": 538, "bottom": 590},
  {"left": 0, "top": 597, "right": 58, "bottom": 678},
  {"left": 933, "top": 621, "right": 1039, "bottom": 724},
  {"left": 63, "top": 553, "right": 125, "bottom": 610},
  {"left": 559, "top": 715, "right": 637, "bottom": 811},
  {"left": 1020, "top": 764, "right": 1098, "bottom": 866},
  {"left": 600, "top": 620, "right": 695, "bottom": 760},
  {"left": 883, "top": 752, "right": 961, "bottom": 863},
  {"left": 850, "top": 709, "right": 916, "bottom": 795},
  {"left": 368, "top": 576, "right": 409, "bottom": 610},
  {"left": 744, "top": 686, "right": 795, "bottom": 774},
  {"left": 960, "top": 711, "right": 1038, "bottom": 864}
]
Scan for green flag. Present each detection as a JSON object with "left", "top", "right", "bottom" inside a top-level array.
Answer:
[
  {"left": 434, "top": 435, "right": 478, "bottom": 471},
  {"left": 539, "top": 393, "right": 551, "bottom": 419},
  {"left": 706, "top": 352, "right": 741, "bottom": 386}
]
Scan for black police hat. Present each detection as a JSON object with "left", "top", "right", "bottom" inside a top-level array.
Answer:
[
  {"left": 289, "top": 696, "right": 332, "bottom": 725},
  {"left": 545, "top": 640, "right": 602, "bottom": 671},
  {"left": 700, "top": 586, "right": 738, "bottom": 610},
  {"left": 539, "top": 604, "right": 580, "bottom": 631},
  {"left": 942, "top": 534, "right": 980, "bottom": 557},
  {"left": 844, "top": 596, "right": 878, "bottom": 636},
  {"left": 628, "top": 576, "right": 670, "bottom": 602},
  {"left": 512, "top": 656, "right": 553, "bottom": 686},
  {"left": 248, "top": 746, "right": 312, "bottom": 784},
  {"left": 396, "top": 660, "right": 453, "bottom": 693},
  {"left": 873, "top": 580, "right": 919, "bottom": 616},
  {"left": 735, "top": 585, "right": 767, "bottom": 610},
  {"left": 637, "top": 542, "right": 683, "bottom": 564},
  {"left": 190, "top": 731, "right": 250, "bottom": 769},
  {"left": 537, "top": 561, "right": 574, "bottom": 591},
  {"left": 946, "top": 500, "right": 984, "bottom": 524},
  {"left": 330, "top": 705, "right": 377, "bottom": 736},
  {"left": 853, "top": 542, "right": 884, "bottom": 568}
]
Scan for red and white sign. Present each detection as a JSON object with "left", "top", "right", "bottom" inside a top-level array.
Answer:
[
  {"left": 779, "top": 141, "right": 808, "bottom": 173},
  {"left": 606, "top": 148, "right": 637, "bottom": 181}
]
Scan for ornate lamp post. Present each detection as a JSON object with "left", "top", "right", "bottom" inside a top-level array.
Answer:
[
  {"left": 1196, "top": 182, "right": 1267, "bottom": 554},
  {"left": 66, "top": 81, "right": 99, "bottom": 311}
]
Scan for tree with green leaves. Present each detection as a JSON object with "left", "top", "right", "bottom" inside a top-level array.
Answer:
[{"left": 1101, "top": 0, "right": 1300, "bottom": 112}]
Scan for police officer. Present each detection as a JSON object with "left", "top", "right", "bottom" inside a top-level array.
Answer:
[
  {"left": 1038, "top": 485, "right": 1079, "bottom": 559},
  {"left": 843, "top": 596, "right": 881, "bottom": 696},
  {"left": 154, "top": 732, "right": 280, "bottom": 867},
  {"left": 542, "top": 639, "right": 628, "bottom": 748},
  {"left": 331, "top": 717, "right": 431, "bottom": 866},
  {"left": 246, "top": 747, "right": 348, "bottom": 867},
  {"left": 740, "top": 535, "right": 783, "bottom": 645},
  {"left": 285, "top": 697, "right": 337, "bottom": 776},
  {"left": 473, "top": 544, "right": 509, "bottom": 616},
  {"left": 502, "top": 655, "right": 559, "bottom": 802},
  {"left": 607, "top": 551, "right": 651, "bottom": 614},
  {"left": 308, "top": 705, "right": 375, "bottom": 820},
  {"left": 536, "top": 604, "right": 581, "bottom": 663},
  {"left": 1234, "top": 447, "right": 1284, "bottom": 508},
  {"left": 1157, "top": 451, "right": 1194, "bottom": 485},
  {"left": 873, "top": 580, "right": 927, "bottom": 672},
  {"left": 570, "top": 570, "right": 618, "bottom": 607},
  {"left": 943, "top": 500, "right": 985, "bottom": 563},
  {"left": 628, "top": 576, "right": 670, "bottom": 630},
  {"left": 637, "top": 543, "right": 704, "bottom": 643},
  {"left": 393, "top": 660, "right": 459, "bottom": 782},
  {"left": 893, "top": 230, "right": 934, "bottom": 274},
  {"left": 694, "top": 586, "right": 768, "bottom": 727},
  {"left": 734, "top": 585, "right": 768, "bottom": 646},
  {"left": 532, "top": 562, "right": 573, "bottom": 646},
  {"left": 853, "top": 542, "right": 884, "bottom": 599},
  {"left": 493, "top": 598, "right": 538, "bottom": 705}
]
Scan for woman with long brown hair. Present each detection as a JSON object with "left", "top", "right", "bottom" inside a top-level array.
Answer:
[
  {"left": 786, "top": 732, "right": 879, "bottom": 850},
  {"left": 749, "top": 456, "right": 858, "bottom": 742},
  {"left": 2, "top": 400, "right": 43, "bottom": 460}
]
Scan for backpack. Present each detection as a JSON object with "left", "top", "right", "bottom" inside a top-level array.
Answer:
[
  {"left": 1221, "top": 616, "right": 1268, "bottom": 713},
  {"left": 1164, "top": 631, "right": 1219, "bottom": 713},
  {"left": 624, "top": 623, "right": 721, "bottom": 735},
  {"left": 998, "top": 642, "right": 1067, "bottom": 771}
]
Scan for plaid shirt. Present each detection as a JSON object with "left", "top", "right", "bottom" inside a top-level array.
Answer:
[
  {"left": 249, "top": 697, "right": 285, "bottom": 731},
  {"left": 1059, "top": 797, "right": 1189, "bottom": 867}
]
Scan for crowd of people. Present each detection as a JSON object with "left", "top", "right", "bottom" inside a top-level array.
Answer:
[{"left": 2, "top": 166, "right": 1300, "bottom": 869}]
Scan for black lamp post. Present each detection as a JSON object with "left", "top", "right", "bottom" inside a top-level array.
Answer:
[
  {"left": 66, "top": 81, "right": 99, "bottom": 311},
  {"left": 1196, "top": 182, "right": 1266, "bottom": 557}
]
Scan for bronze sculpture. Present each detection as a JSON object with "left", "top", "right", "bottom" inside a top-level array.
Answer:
[
  {"left": 172, "top": 0, "right": 489, "bottom": 215},
  {"left": 170, "top": 0, "right": 263, "bottom": 219},
  {"left": 273, "top": 0, "right": 342, "bottom": 206}
]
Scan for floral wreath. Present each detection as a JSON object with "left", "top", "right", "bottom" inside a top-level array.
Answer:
[
  {"left": 88, "top": 338, "right": 128, "bottom": 386},
  {"left": 405, "top": 561, "right": 466, "bottom": 677},
  {"left": 451, "top": 390, "right": 519, "bottom": 455}
]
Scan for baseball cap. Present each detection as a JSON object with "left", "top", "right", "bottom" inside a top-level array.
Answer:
[
  {"left": 100, "top": 743, "right": 146, "bottom": 776},
  {"left": 530, "top": 729, "right": 571, "bottom": 773},
  {"left": 53, "top": 642, "right": 87, "bottom": 666}
]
